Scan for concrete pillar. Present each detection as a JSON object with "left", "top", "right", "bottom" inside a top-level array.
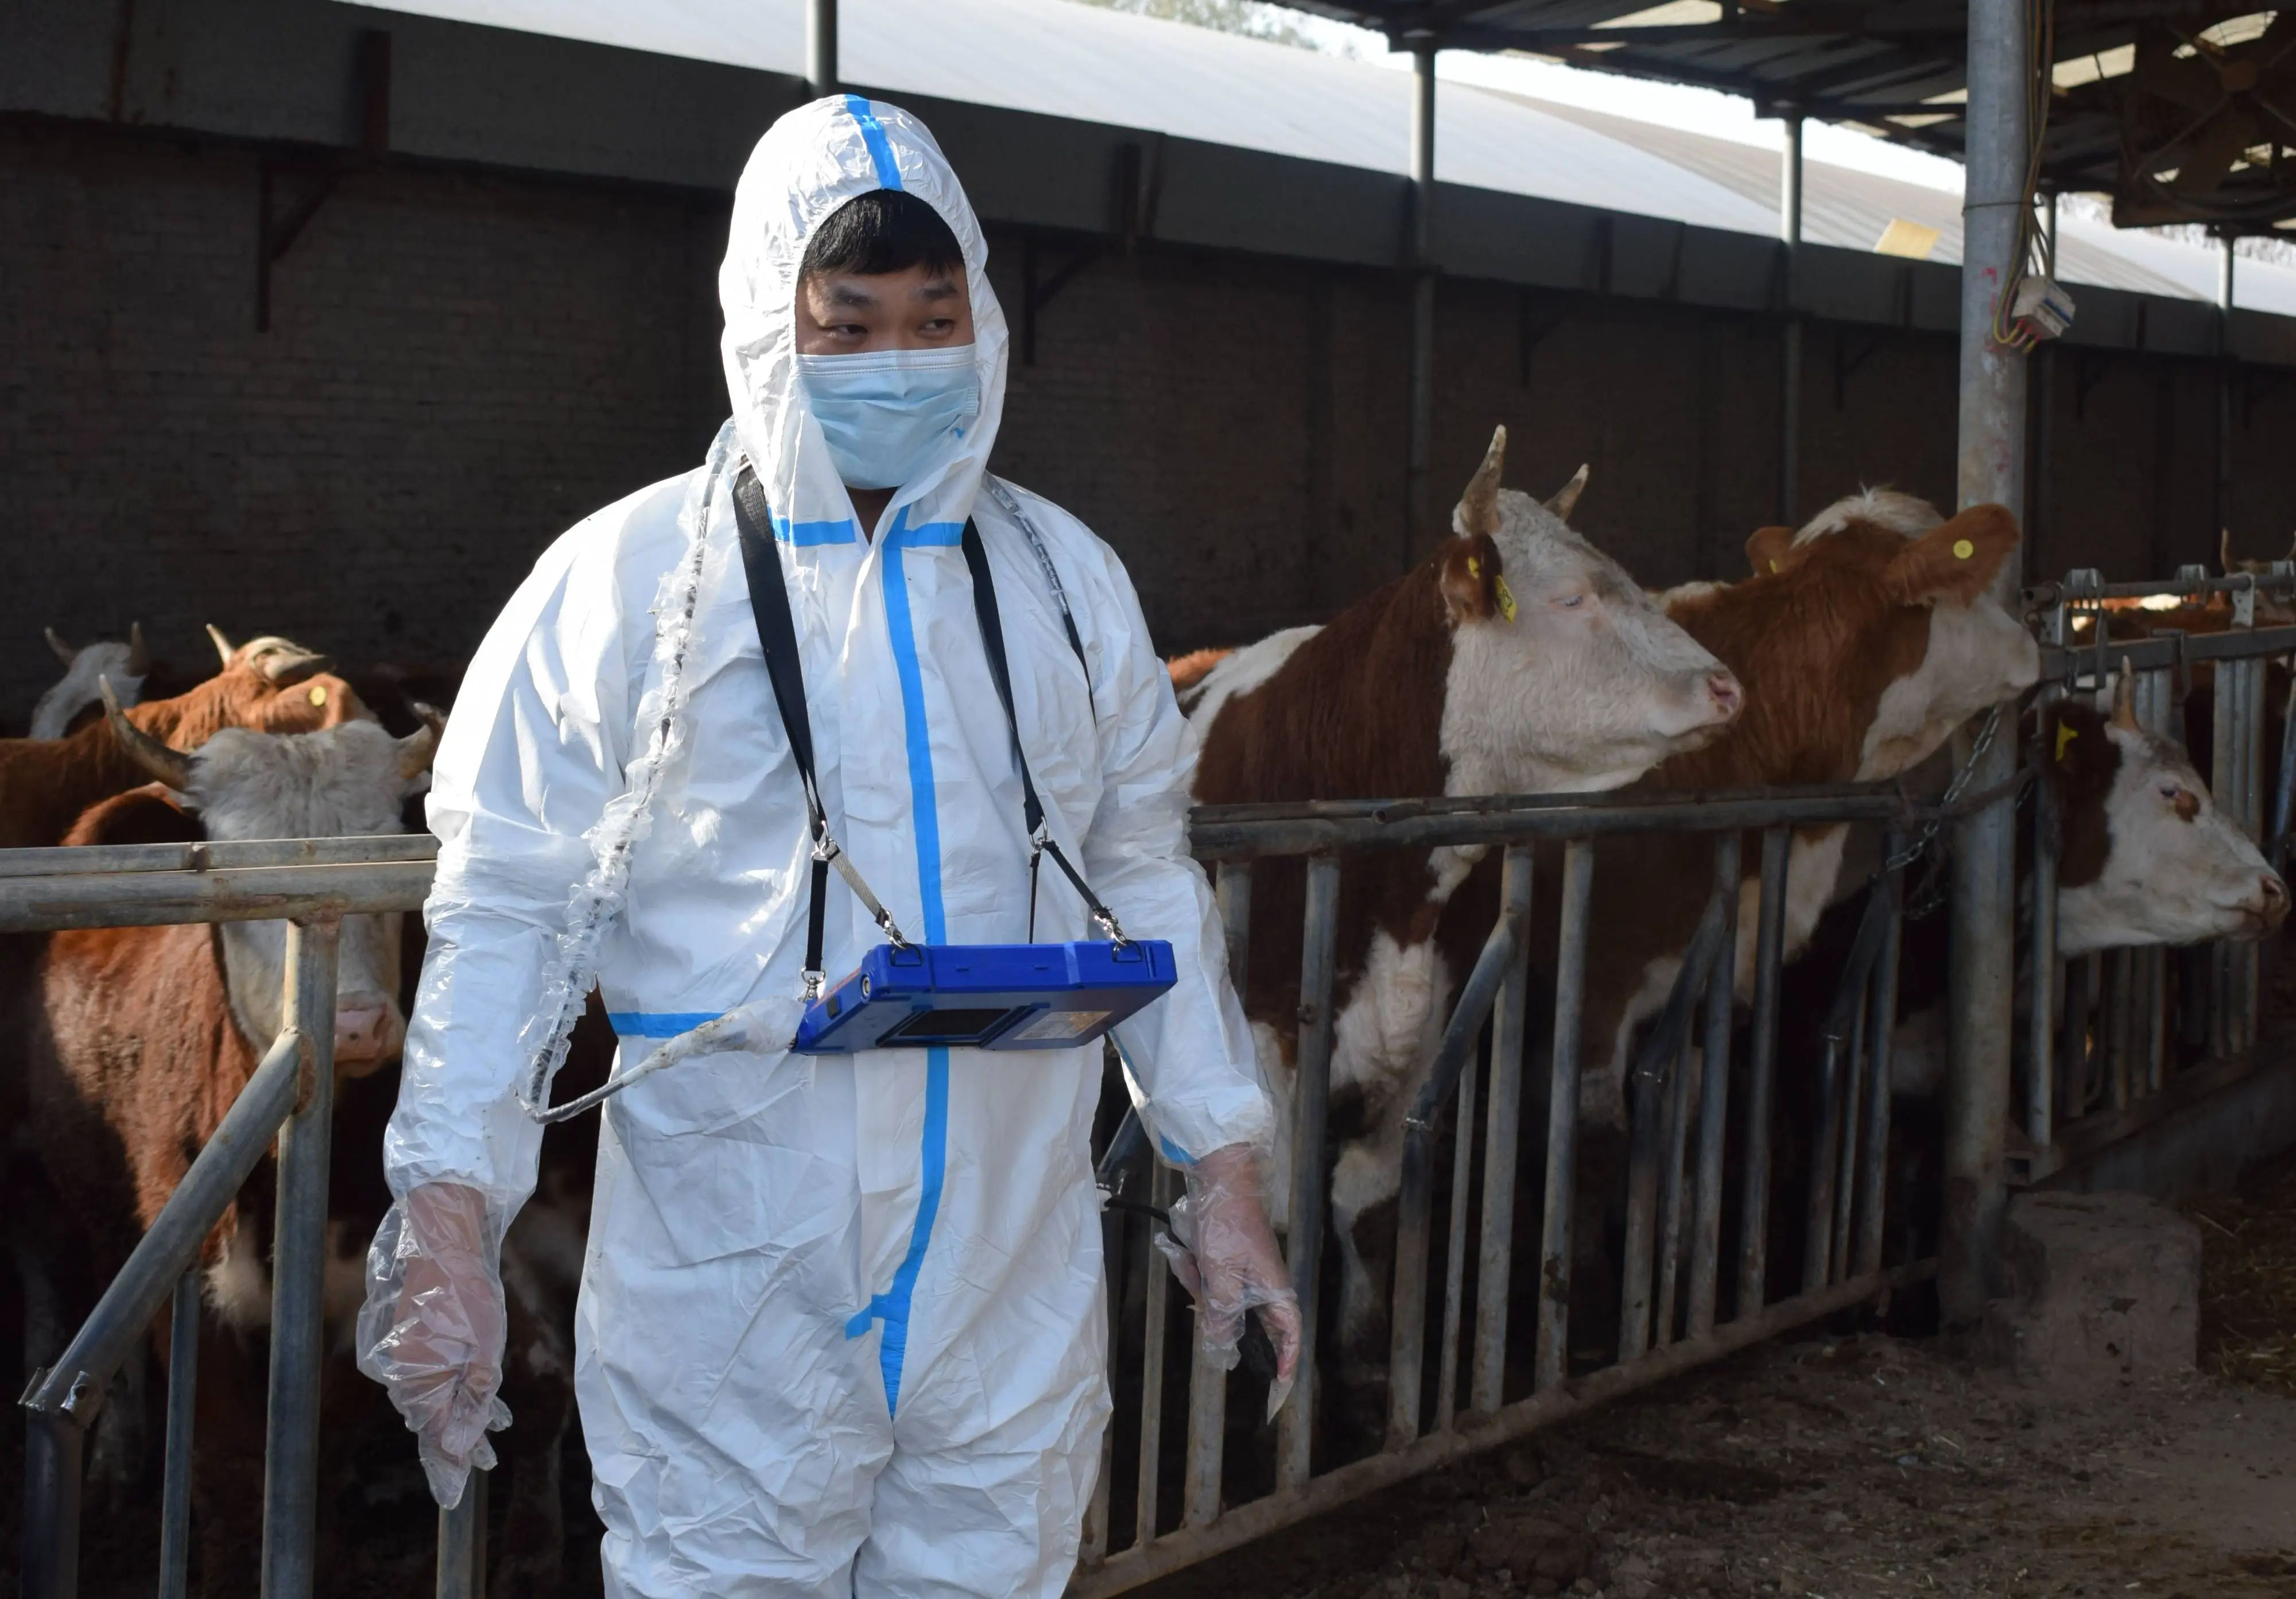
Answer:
[
  {"left": 1942, "top": 0, "right": 2032, "bottom": 1326},
  {"left": 1405, "top": 33, "right": 1438, "bottom": 564},
  {"left": 808, "top": 0, "right": 837, "bottom": 98},
  {"left": 1778, "top": 114, "right": 1804, "bottom": 525}
]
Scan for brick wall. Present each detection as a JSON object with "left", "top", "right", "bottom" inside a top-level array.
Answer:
[{"left": 6, "top": 116, "right": 2292, "bottom": 726}]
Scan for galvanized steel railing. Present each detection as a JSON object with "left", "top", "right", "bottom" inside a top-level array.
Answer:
[
  {"left": 2022, "top": 564, "right": 2296, "bottom": 1179},
  {"left": 2, "top": 836, "right": 489, "bottom": 1599},
  {"left": 1076, "top": 785, "right": 1941, "bottom": 1596}
]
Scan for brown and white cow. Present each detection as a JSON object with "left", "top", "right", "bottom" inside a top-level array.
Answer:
[
  {"left": 29, "top": 624, "right": 149, "bottom": 741},
  {"left": 1547, "top": 490, "right": 2041, "bottom": 1128},
  {"left": 1882, "top": 680, "right": 2289, "bottom": 1101},
  {"left": 1187, "top": 429, "right": 1742, "bottom": 1257},
  {"left": 0, "top": 632, "right": 360, "bottom": 850}
]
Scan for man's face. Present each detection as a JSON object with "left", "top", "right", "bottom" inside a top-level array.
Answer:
[{"left": 794, "top": 263, "right": 974, "bottom": 355}]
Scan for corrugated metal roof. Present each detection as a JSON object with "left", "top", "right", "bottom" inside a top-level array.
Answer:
[{"left": 355, "top": 0, "right": 2296, "bottom": 316}]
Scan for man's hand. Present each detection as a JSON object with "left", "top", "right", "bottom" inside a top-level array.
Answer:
[
  {"left": 356, "top": 1181, "right": 511, "bottom": 1508},
  {"left": 1157, "top": 1142, "right": 1303, "bottom": 1419}
]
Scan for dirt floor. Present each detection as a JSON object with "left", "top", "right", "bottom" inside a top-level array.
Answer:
[{"left": 1139, "top": 1168, "right": 2296, "bottom": 1599}]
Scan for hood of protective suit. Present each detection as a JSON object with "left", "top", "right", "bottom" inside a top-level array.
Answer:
[{"left": 719, "top": 96, "right": 1011, "bottom": 537}]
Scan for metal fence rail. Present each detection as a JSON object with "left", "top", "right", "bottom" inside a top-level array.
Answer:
[
  {"left": 3, "top": 838, "right": 486, "bottom": 1599},
  {"left": 1079, "top": 784, "right": 1940, "bottom": 1596}
]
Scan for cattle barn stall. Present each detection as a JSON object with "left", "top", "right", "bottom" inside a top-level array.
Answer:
[
  {"left": 11, "top": 584, "right": 2296, "bottom": 1595},
  {"left": 13, "top": 0, "right": 2296, "bottom": 1596}
]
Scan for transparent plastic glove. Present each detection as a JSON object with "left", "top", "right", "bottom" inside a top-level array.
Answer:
[
  {"left": 1155, "top": 1141, "right": 1303, "bottom": 1422},
  {"left": 356, "top": 1182, "right": 510, "bottom": 1509}
]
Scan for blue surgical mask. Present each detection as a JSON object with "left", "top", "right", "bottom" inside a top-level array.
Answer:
[{"left": 796, "top": 344, "right": 982, "bottom": 491}]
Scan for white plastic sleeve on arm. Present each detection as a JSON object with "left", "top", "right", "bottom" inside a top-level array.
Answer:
[{"left": 1075, "top": 544, "right": 1271, "bottom": 1169}]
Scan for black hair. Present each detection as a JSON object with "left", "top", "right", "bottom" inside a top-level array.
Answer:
[{"left": 800, "top": 189, "right": 964, "bottom": 280}]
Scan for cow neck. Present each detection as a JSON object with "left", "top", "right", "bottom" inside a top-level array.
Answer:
[
  {"left": 1192, "top": 561, "right": 1452, "bottom": 805},
  {"left": 2048, "top": 700, "right": 2123, "bottom": 889},
  {"left": 1650, "top": 525, "right": 1929, "bottom": 792}
]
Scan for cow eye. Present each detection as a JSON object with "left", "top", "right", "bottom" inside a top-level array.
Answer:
[
  {"left": 1554, "top": 593, "right": 1585, "bottom": 609},
  {"left": 2161, "top": 784, "right": 2182, "bottom": 802}
]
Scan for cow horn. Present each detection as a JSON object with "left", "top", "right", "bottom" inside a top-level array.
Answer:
[
  {"left": 2221, "top": 528, "right": 2236, "bottom": 575},
  {"left": 1545, "top": 463, "right": 1591, "bottom": 522},
  {"left": 126, "top": 621, "right": 149, "bottom": 676},
  {"left": 397, "top": 704, "right": 446, "bottom": 781},
  {"left": 44, "top": 627, "right": 76, "bottom": 665},
  {"left": 1457, "top": 425, "right": 1507, "bottom": 537},
  {"left": 102, "top": 677, "right": 194, "bottom": 790},
  {"left": 206, "top": 624, "right": 236, "bottom": 668},
  {"left": 2111, "top": 660, "right": 2140, "bottom": 731}
]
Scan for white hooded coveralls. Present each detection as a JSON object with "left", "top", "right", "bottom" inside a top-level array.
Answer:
[{"left": 381, "top": 98, "right": 1270, "bottom": 1596}]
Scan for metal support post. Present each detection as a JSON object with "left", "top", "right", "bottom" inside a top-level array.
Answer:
[
  {"left": 1277, "top": 855, "right": 1341, "bottom": 1488},
  {"left": 1405, "top": 33, "right": 1438, "bottom": 561},
  {"left": 261, "top": 915, "right": 342, "bottom": 1599},
  {"left": 807, "top": 0, "right": 838, "bottom": 98},
  {"left": 2217, "top": 238, "right": 2237, "bottom": 550},
  {"left": 1941, "top": 0, "right": 2031, "bottom": 1327},
  {"left": 1778, "top": 114, "right": 1804, "bottom": 525},
  {"left": 158, "top": 1270, "right": 202, "bottom": 1599}
]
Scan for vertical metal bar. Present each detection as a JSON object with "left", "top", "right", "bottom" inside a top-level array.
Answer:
[
  {"left": 21, "top": 1391, "right": 86, "bottom": 1599},
  {"left": 1829, "top": 988, "right": 1867, "bottom": 1285},
  {"left": 261, "top": 914, "right": 340, "bottom": 1599},
  {"left": 805, "top": 0, "right": 837, "bottom": 97},
  {"left": 2060, "top": 955, "right": 2094, "bottom": 1120},
  {"left": 2236, "top": 652, "right": 2266, "bottom": 1052},
  {"left": 1942, "top": 0, "right": 2032, "bottom": 1327},
  {"left": 1181, "top": 864, "right": 1254, "bottom": 1530},
  {"left": 1435, "top": 1046, "right": 1476, "bottom": 1432},
  {"left": 2026, "top": 744, "right": 2059, "bottom": 1149},
  {"left": 2270, "top": 660, "right": 2296, "bottom": 868},
  {"left": 434, "top": 1466, "right": 486, "bottom": 1599},
  {"left": 1534, "top": 841, "right": 1595, "bottom": 1390},
  {"left": 158, "top": 1269, "right": 202, "bottom": 1599},
  {"left": 1651, "top": 1018, "right": 1696, "bottom": 1349},
  {"left": 1617, "top": 1015, "right": 1666, "bottom": 1362},
  {"left": 1735, "top": 828, "right": 1791, "bottom": 1321},
  {"left": 2217, "top": 238, "right": 2236, "bottom": 545},
  {"left": 1472, "top": 844, "right": 1534, "bottom": 1412},
  {"left": 1778, "top": 114, "right": 1804, "bottom": 525},
  {"left": 2211, "top": 654, "right": 2243, "bottom": 1058},
  {"left": 2106, "top": 948, "right": 2135, "bottom": 1111},
  {"left": 1403, "top": 33, "right": 1438, "bottom": 553},
  {"left": 1134, "top": 1163, "right": 1174, "bottom": 1545},
  {"left": 1081, "top": 1205, "right": 1118, "bottom": 1565},
  {"left": 1277, "top": 855, "right": 1341, "bottom": 1489},
  {"left": 1687, "top": 833, "right": 1740, "bottom": 1339},
  {"left": 1803, "top": 1035, "right": 1843, "bottom": 1295},
  {"left": 1856, "top": 864, "right": 1905, "bottom": 1277},
  {"left": 2141, "top": 947, "right": 2166, "bottom": 1095}
]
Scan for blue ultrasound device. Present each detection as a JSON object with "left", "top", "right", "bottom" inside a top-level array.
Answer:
[
  {"left": 734, "top": 470, "right": 1178, "bottom": 1061},
  {"left": 794, "top": 939, "right": 1177, "bottom": 1054}
]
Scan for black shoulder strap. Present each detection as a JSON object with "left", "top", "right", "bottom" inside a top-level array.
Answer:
[
  {"left": 731, "top": 467, "right": 833, "bottom": 985},
  {"left": 961, "top": 522, "right": 1128, "bottom": 944}
]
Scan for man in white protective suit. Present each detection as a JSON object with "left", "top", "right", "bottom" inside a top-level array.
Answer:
[{"left": 359, "top": 96, "right": 1301, "bottom": 1596}]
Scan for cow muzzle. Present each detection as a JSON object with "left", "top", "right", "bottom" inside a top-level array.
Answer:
[
  {"left": 2244, "top": 872, "right": 2291, "bottom": 938},
  {"left": 334, "top": 996, "right": 406, "bottom": 1071}
]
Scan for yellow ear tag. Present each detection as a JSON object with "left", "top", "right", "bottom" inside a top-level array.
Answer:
[
  {"left": 2055, "top": 723, "right": 2077, "bottom": 762},
  {"left": 1494, "top": 575, "right": 1518, "bottom": 622},
  {"left": 1466, "top": 556, "right": 1481, "bottom": 580},
  {"left": 308, "top": 684, "right": 328, "bottom": 707},
  {"left": 1768, "top": 559, "right": 1779, "bottom": 574},
  {"left": 1953, "top": 538, "right": 1975, "bottom": 560}
]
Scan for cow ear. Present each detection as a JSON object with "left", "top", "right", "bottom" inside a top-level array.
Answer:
[
  {"left": 1883, "top": 504, "right": 2022, "bottom": 607},
  {"left": 1439, "top": 535, "right": 1503, "bottom": 624},
  {"left": 1745, "top": 525, "right": 1796, "bottom": 577},
  {"left": 61, "top": 784, "right": 203, "bottom": 849}
]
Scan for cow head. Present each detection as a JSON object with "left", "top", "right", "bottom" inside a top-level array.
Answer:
[
  {"left": 2053, "top": 676, "right": 2288, "bottom": 955},
  {"left": 31, "top": 622, "right": 149, "bottom": 740},
  {"left": 103, "top": 684, "right": 440, "bottom": 1070},
  {"left": 1730, "top": 491, "right": 2039, "bottom": 782},
  {"left": 1440, "top": 428, "right": 1742, "bottom": 795}
]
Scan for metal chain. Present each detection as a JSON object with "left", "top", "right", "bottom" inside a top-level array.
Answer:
[{"left": 1884, "top": 701, "right": 2007, "bottom": 877}]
